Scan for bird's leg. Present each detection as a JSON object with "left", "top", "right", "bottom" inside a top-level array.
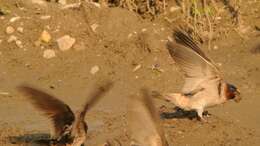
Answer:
[{"left": 196, "top": 108, "right": 207, "bottom": 122}]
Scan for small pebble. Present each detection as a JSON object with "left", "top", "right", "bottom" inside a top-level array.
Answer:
[
  {"left": 91, "top": 23, "right": 99, "bottom": 32},
  {"left": 127, "top": 33, "right": 133, "bottom": 38},
  {"left": 57, "top": 35, "right": 76, "bottom": 51},
  {"left": 40, "top": 15, "right": 51, "bottom": 20},
  {"left": 31, "top": 0, "right": 46, "bottom": 5},
  {"left": 213, "top": 45, "right": 218, "bottom": 50},
  {"left": 217, "top": 63, "right": 222, "bottom": 66},
  {"left": 58, "top": 0, "right": 67, "bottom": 5},
  {"left": 133, "top": 64, "right": 142, "bottom": 72},
  {"left": 15, "top": 40, "right": 23, "bottom": 48},
  {"left": 40, "top": 30, "right": 51, "bottom": 43},
  {"left": 0, "top": 92, "right": 10, "bottom": 95},
  {"left": 17, "top": 27, "right": 24, "bottom": 33},
  {"left": 90, "top": 2, "right": 101, "bottom": 8},
  {"left": 90, "top": 66, "right": 100, "bottom": 75},
  {"left": 141, "top": 28, "right": 147, "bottom": 32},
  {"left": 216, "top": 17, "right": 222, "bottom": 20},
  {"left": 43, "top": 49, "right": 56, "bottom": 59},
  {"left": 6, "top": 26, "right": 15, "bottom": 34},
  {"left": 170, "top": 6, "right": 180, "bottom": 12},
  {"left": 9, "top": 16, "right": 21, "bottom": 23},
  {"left": 7, "top": 35, "right": 17, "bottom": 43}
]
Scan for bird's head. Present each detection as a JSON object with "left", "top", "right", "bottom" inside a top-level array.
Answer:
[{"left": 226, "top": 83, "right": 241, "bottom": 102}]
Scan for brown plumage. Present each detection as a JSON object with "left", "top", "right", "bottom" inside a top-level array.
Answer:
[
  {"left": 128, "top": 89, "right": 168, "bottom": 146},
  {"left": 17, "top": 81, "right": 113, "bottom": 146},
  {"left": 164, "top": 30, "right": 241, "bottom": 121}
]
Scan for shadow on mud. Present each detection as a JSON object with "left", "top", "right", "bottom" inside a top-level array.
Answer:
[
  {"left": 160, "top": 107, "right": 210, "bottom": 120},
  {"left": 8, "top": 133, "right": 52, "bottom": 146}
]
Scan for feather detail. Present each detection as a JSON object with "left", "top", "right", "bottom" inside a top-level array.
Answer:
[{"left": 17, "top": 85, "right": 75, "bottom": 136}]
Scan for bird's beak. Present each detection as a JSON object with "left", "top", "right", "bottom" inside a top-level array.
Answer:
[{"left": 234, "top": 89, "right": 241, "bottom": 103}]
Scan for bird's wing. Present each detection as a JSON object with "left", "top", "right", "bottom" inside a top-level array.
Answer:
[
  {"left": 79, "top": 81, "right": 114, "bottom": 120},
  {"left": 128, "top": 89, "right": 168, "bottom": 146},
  {"left": 17, "top": 85, "right": 75, "bottom": 136},
  {"left": 167, "top": 30, "right": 221, "bottom": 94}
]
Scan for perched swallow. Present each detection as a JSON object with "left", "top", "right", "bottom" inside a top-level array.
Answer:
[
  {"left": 164, "top": 30, "right": 241, "bottom": 121},
  {"left": 128, "top": 89, "right": 168, "bottom": 146},
  {"left": 17, "top": 81, "right": 113, "bottom": 146}
]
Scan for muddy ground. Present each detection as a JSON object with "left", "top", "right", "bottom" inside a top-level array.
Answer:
[{"left": 0, "top": 0, "right": 260, "bottom": 146}]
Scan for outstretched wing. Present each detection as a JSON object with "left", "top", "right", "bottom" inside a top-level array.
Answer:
[
  {"left": 17, "top": 85, "right": 75, "bottom": 136},
  {"left": 79, "top": 81, "right": 114, "bottom": 119},
  {"left": 167, "top": 30, "right": 221, "bottom": 94},
  {"left": 128, "top": 89, "right": 168, "bottom": 146}
]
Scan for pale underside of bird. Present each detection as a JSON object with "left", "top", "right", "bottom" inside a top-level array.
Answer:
[
  {"left": 164, "top": 30, "right": 241, "bottom": 121},
  {"left": 128, "top": 89, "right": 168, "bottom": 146},
  {"left": 17, "top": 81, "right": 113, "bottom": 146}
]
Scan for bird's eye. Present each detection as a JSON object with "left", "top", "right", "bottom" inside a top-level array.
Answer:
[{"left": 228, "top": 84, "right": 237, "bottom": 92}]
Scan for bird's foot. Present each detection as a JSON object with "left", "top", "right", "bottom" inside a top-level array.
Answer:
[
  {"left": 198, "top": 116, "right": 208, "bottom": 122},
  {"left": 196, "top": 109, "right": 208, "bottom": 122},
  {"left": 203, "top": 111, "right": 211, "bottom": 118}
]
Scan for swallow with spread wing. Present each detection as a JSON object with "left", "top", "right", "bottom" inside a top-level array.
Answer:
[
  {"left": 164, "top": 30, "right": 241, "bottom": 121},
  {"left": 128, "top": 89, "right": 168, "bottom": 146},
  {"left": 17, "top": 81, "right": 113, "bottom": 146}
]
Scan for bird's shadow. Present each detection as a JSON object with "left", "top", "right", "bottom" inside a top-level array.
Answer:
[
  {"left": 8, "top": 133, "right": 52, "bottom": 146},
  {"left": 160, "top": 107, "right": 208, "bottom": 120}
]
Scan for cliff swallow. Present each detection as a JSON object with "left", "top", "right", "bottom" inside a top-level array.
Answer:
[
  {"left": 128, "top": 89, "right": 168, "bottom": 146},
  {"left": 17, "top": 81, "right": 113, "bottom": 146},
  {"left": 164, "top": 30, "right": 241, "bottom": 121}
]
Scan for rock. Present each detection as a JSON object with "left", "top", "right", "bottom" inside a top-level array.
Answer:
[
  {"left": 9, "top": 16, "right": 21, "bottom": 23},
  {"left": 58, "top": 0, "right": 67, "bottom": 5},
  {"left": 61, "top": 3, "right": 81, "bottom": 9},
  {"left": 31, "top": 0, "right": 46, "bottom": 5},
  {"left": 15, "top": 40, "right": 23, "bottom": 48},
  {"left": 6, "top": 26, "right": 15, "bottom": 34},
  {"left": 43, "top": 49, "right": 56, "bottom": 59},
  {"left": 127, "top": 33, "right": 133, "bottom": 38},
  {"left": 7, "top": 35, "right": 17, "bottom": 43},
  {"left": 213, "top": 45, "right": 218, "bottom": 50},
  {"left": 216, "top": 17, "right": 222, "bottom": 20},
  {"left": 217, "top": 63, "right": 222, "bottom": 66},
  {"left": 91, "top": 23, "right": 99, "bottom": 32},
  {"left": 90, "top": 65, "right": 100, "bottom": 75},
  {"left": 40, "top": 15, "right": 51, "bottom": 20},
  {"left": 90, "top": 2, "right": 101, "bottom": 8},
  {"left": 40, "top": 30, "right": 51, "bottom": 43},
  {"left": 133, "top": 64, "right": 142, "bottom": 72},
  {"left": 17, "top": 27, "right": 24, "bottom": 33},
  {"left": 170, "top": 6, "right": 180, "bottom": 12},
  {"left": 141, "top": 28, "right": 147, "bottom": 32},
  {"left": 57, "top": 35, "right": 76, "bottom": 51}
]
